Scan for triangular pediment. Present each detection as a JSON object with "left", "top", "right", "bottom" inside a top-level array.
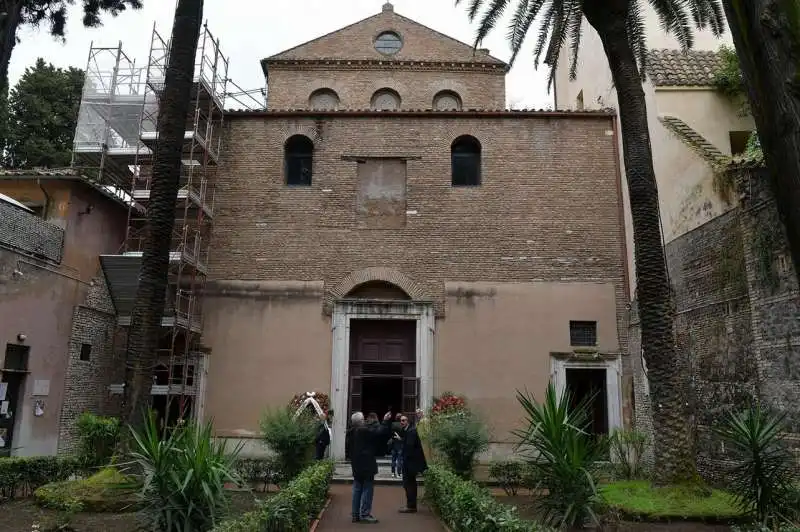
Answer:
[{"left": 264, "top": 4, "right": 505, "bottom": 65}]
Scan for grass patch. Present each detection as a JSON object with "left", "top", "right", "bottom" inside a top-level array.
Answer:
[
  {"left": 34, "top": 467, "right": 140, "bottom": 513},
  {"left": 600, "top": 481, "right": 744, "bottom": 522}
]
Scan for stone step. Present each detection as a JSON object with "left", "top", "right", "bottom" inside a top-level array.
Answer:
[{"left": 332, "top": 460, "right": 422, "bottom": 485}]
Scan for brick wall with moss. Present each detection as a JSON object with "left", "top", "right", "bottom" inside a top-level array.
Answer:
[{"left": 630, "top": 166, "right": 800, "bottom": 479}]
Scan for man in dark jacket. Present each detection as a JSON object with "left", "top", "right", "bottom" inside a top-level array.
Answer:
[
  {"left": 314, "top": 412, "right": 331, "bottom": 460},
  {"left": 398, "top": 413, "right": 427, "bottom": 513},
  {"left": 349, "top": 410, "right": 392, "bottom": 523}
]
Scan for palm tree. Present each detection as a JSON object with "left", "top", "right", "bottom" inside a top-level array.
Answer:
[
  {"left": 123, "top": 0, "right": 205, "bottom": 431},
  {"left": 720, "top": 0, "right": 800, "bottom": 281},
  {"left": 457, "top": 0, "right": 726, "bottom": 484}
]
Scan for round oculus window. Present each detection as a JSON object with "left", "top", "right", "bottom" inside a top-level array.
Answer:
[{"left": 374, "top": 31, "right": 402, "bottom": 55}]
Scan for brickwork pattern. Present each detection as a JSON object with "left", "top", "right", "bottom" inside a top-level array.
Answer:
[
  {"left": 58, "top": 274, "right": 125, "bottom": 454},
  {"left": 210, "top": 114, "right": 628, "bottom": 340},
  {"left": 0, "top": 200, "right": 64, "bottom": 263},
  {"left": 266, "top": 68, "right": 506, "bottom": 110},
  {"left": 630, "top": 167, "right": 800, "bottom": 479},
  {"left": 326, "top": 266, "right": 432, "bottom": 313}
]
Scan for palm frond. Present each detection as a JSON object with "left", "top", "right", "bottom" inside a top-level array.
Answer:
[
  {"left": 566, "top": 5, "right": 584, "bottom": 81},
  {"left": 648, "top": 0, "right": 693, "bottom": 49},
  {"left": 474, "top": 0, "right": 511, "bottom": 47},
  {"left": 626, "top": 0, "right": 649, "bottom": 79}
]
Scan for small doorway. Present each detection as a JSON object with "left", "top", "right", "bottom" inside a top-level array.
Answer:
[{"left": 565, "top": 368, "right": 609, "bottom": 437}]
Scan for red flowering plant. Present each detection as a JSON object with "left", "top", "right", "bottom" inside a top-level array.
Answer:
[{"left": 430, "top": 391, "right": 468, "bottom": 418}]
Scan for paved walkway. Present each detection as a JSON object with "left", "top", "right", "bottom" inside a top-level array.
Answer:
[{"left": 316, "top": 484, "right": 444, "bottom": 531}]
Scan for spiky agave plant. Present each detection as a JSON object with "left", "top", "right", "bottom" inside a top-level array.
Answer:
[
  {"left": 123, "top": 411, "right": 242, "bottom": 531},
  {"left": 513, "top": 383, "right": 606, "bottom": 528},
  {"left": 715, "top": 403, "right": 798, "bottom": 526}
]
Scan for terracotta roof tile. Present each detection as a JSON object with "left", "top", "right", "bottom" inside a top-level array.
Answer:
[{"left": 647, "top": 49, "right": 724, "bottom": 87}]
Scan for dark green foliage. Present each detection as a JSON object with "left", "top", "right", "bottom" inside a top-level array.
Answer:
[
  {"left": 424, "top": 464, "right": 551, "bottom": 531},
  {"left": 3, "top": 58, "right": 84, "bottom": 168},
  {"left": 513, "top": 383, "right": 606, "bottom": 528},
  {"left": 232, "top": 457, "right": 281, "bottom": 492},
  {"left": 212, "top": 460, "right": 334, "bottom": 532},
  {"left": 121, "top": 411, "right": 241, "bottom": 531},
  {"left": 429, "top": 411, "right": 490, "bottom": 479},
  {"left": 259, "top": 408, "right": 316, "bottom": 484},
  {"left": 75, "top": 412, "right": 121, "bottom": 470},
  {"left": 715, "top": 403, "right": 799, "bottom": 525},
  {"left": 714, "top": 45, "right": 747, "bottom": 99},
  {"left": 0, "top": 456, "right": 80, "bottom": 500},
  {"left": 488, "top": 460, "right": 525, "bottom": 496}
]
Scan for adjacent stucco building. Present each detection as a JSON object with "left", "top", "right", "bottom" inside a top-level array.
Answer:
[
  {"left": 0, "top": 170, "right": 127, "bottom": 456},
  {"left": 204, "top": 3, "right": 631, "bottom": 459}
]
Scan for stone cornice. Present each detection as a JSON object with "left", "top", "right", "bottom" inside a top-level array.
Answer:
[{"left": 261, "top": 58, "right": 509, "bottom": 79}]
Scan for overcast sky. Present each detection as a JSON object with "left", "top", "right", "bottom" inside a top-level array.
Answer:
[{"left": 10, "top": 0, "right": 554, "bottom": 109}]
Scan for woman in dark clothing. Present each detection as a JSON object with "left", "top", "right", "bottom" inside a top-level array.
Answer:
[
  {"left": 390, "top": 413, "right": 404, "bottom": 478},
  {"left": 398, "top": 413, "right": 427, "bottom": 513},
  {"left": 349, "top": 410, "right": 392, "bottom": 523}
]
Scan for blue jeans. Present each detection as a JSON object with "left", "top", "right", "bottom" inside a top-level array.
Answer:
[
  {"left": 391, "top": 448, "right": 403, "bottom": 474},
  {"left": 352, "top": 477, "right": 374, "bottom": 518}
]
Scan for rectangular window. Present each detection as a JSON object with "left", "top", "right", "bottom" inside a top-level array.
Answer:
[
  {"left": 3, "top": 344, "right": 30, "bottom": 371},
  {"left": 79, "top": 343, "right": 92, "bottom": 361},
  {"left": 569, "top": 321, "right": 598, "bottom": 347},
  {"left": 729, "top": 130, "right": 752, "bottom": 155}
]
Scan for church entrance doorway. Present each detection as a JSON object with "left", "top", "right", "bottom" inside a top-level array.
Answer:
[{"left": 347, "top": 319, "right": 417, "bottom": 457}]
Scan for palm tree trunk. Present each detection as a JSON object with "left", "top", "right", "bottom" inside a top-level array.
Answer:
[
  {"left": 722, "top": 0, "right": 800, "bottom": 280},
  {"left": 122, "top": 0, "right": 204, "bottom": 431},
  {"left": 583, "top": 4, "right": 696, "bottom": 484}
]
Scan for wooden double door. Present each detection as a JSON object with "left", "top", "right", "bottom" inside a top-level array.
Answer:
[{"left": 348, "top": 319, "right": 418, "bottom": 418}]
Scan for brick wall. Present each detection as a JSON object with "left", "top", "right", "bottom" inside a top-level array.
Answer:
[
  {"left": 630, "top": 166, "right": 800, "bottom": 479},
  {"left": 266, "top": 67, "right": 506, "bottom": 110},
  {"left": 0, "top": 200, "right": 64, "bottom": 262},
  {"left": 57, "top": 274, "right": 124, "bottom": 454},
  {"left": 211, "top": 113, "right": 627, "bottom": 326}
]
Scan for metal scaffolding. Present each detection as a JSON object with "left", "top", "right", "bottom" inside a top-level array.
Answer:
[{"left": 72, "top": 22, "right": 251, "bottom": 428}]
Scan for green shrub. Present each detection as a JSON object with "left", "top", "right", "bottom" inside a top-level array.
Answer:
[
  {"left": 75, "top": 412, "right": 121, "bottom": 470},
  {"left": 0, "top": 456, "right": 80, "bottom": 500},
  {"left": 424, "top": 464, "right": 550, "bottom": 531},
  {"left": 233, "top": 457, "right": 281, "bottom": 492},
  {"left": 430, "top": 411, "right": 489, "bottom": 479},
  {"left": 715, "top": 404, "right": 799, "bottom": 526},
  {"left": 34, "top": 467, "right": 138, "bottom": 513},
  {"left": 122, "top": 411, "right": 241, "bottom": 532},
  {"left": 513, "top": 383, "right": 606, "bottom": 528},
  {"left": 489, "top": 460, "right": 525, "bottom": 496},
  {"left": 259, "top": 408, "right": 316, "bottom": 483},
  {"left": 212, "top": 460, "right": 334, "bottom": 532},
  {"left": 607, "top": 428, "right": 648, "bottom": 480}
]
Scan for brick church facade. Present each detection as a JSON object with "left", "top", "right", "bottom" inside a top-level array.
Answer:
[{"left": 201, "top": 3, "right": 631, "bottom": 459}]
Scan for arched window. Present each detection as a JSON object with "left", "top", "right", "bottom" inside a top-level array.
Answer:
[
  {"left": 371, "top": 88, "right": 401, "bottom": 110},
  {"left": 284, "top": 135, "right": 314, "bottom": 186},
  {"left": 433, "top": 90, "right": 462, "bottom": 111},
  {"left": 451, "top": 135, "right": 481, "bottom": 187},
  {"left": 309, "top": 88, "right": 340, "bottom": 110}
]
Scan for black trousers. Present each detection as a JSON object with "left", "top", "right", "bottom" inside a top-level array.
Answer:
[
  {"left": 402, "top": 470, "right": 418, "bottom": 509},
  {"left": 315, "top": 442, "right": 328, "bottom": 460}
]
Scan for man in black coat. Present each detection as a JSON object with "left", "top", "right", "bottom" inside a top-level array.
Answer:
[
  {"left": 397, "top": 413, "right": 427, "bottom": 513},
  {"left": 349, "top": 410, "right": 392, "bottom": 523}
]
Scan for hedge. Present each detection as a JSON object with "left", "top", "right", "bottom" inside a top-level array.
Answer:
[
  {"left": 424, "top": 464, "right": 551, "bottom": 532},
  {"left": 0, "top": 456, "right": 80, "bottom": 500},
  {"left": 213, "top": 459, "right": 334, "bottom": 532}
]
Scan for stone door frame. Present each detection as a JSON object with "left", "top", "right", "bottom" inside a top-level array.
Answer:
[
  {"left": 550, "top": 354, "right": 623, "bottom": 435},
  {"left": 330, "top": 299, "right": 435, "bottom": 460}
]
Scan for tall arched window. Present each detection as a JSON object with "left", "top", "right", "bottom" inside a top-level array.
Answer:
[
  {"left": 284, "top": 135, "right": 314, "bottom": 186},
  {"left": 451, "top": 135, "right": 481, "bottom": 186},
  {"left": 371, "top": 88, "right": 401, "bottom": 110}
]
